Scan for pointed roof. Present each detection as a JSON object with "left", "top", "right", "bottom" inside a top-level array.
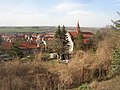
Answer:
[{"left": 76, "top": 20, "right": 80, "bottom": 33}]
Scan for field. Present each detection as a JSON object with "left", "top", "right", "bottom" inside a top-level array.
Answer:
[
  {"left": 0, "top": 26, "right": 57, "bottom": 33},
  {"left": 0, "top": 26, "right": 99, "bottom": 33}
]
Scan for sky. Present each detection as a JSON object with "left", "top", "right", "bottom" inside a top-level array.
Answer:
[{"left": 0, "top": 0, "right": 120, "bottom": 27}]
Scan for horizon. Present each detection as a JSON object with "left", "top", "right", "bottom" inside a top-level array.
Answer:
[
  {"left": 0, "top": 25, "right": 102, "bottom": 28},
  {"left": 0, "top": 0, "right": 120, "bottom": 27}
]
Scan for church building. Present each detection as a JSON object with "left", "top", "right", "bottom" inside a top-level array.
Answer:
[{"left": 67, "top": 20, "right": 94, "bottom": 53}]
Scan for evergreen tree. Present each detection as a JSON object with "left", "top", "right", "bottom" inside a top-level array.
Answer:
[
  {"left": 54, "top": 25, "right": 69, "bottom": 59},
  {"left": 61, "top": 25, "right": 68, "bottom": 45},
  {"left": 55, "top": 25, "right": 61, "bottom": 39},
  {"left": 112, "top": 12, "right": 120, "bottom": 30},
  {"left": 0, "top": 36, "right": 3, "bottom": 45},
  {"left": 74, "top": 33, "right": 83, "bottom": 50},
  {"left": 9, "top": 41, "right": 23, "bottom": 58}
]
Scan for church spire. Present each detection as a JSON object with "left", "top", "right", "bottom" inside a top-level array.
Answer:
[{"left": 76, "top": 20, "right": 80, "bottom": 33}]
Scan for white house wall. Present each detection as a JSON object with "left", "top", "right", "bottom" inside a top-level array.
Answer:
[{"left": 66, "top": 32, "right": 74, "bottom": 53}]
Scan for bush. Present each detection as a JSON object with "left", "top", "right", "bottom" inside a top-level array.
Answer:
[
  {"left": 111, "top": 47, "right": 120, "bottom": 75},
  {"left": 41, "top": 53, "right": 50, "bottom": 61},
  {"left": 77, "top": 83, "right": 90, "bottom": 90},
  {"left": 0, "top": 60, "right": 59, "bottom": 90}
]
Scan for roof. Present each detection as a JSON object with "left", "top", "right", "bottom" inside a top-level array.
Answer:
[
  {"left": 1, "top": 42, "right": 12, "bottom": 50},
  {"left": 69, "top": 31, "right": 94, "bottom": 38},
  {"left": 20, "top": 42, "right": 38, "bottom": 49},
  {"left": 69, "top": 32, "right": 78, "bottom": 38},
  {"left": 69, "top": 31, "right": 94, "bottom": 45},
  {"left": 82, "top": 32, "right": 94, "bottom": 38}
]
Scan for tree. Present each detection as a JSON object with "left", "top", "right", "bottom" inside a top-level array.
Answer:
[
  {"left": 111, "top": 12, "right": 120, "bottom": 30},
  {"left": 55, "top": 25, "right": 61, "bottom": 39},
  {"left": 61, "top": 25, "right": 69, "bottom": 46},
  {"left": 48, "top": 25, "right": 69, "bottom": 60},
  {"left": 0, "top": 36, "right": 3, "bottom": 50},
  {"left": 9, "top": 41, "right": 23, "bottom": 58},
  {"left": 109, "top": 47, "right": 120, "bottom": 76},
  {"left": 0, "top": 36, "right": 3, "bottom": 45},
  {"left": 74, "top": 33, "right": 83, "bottom": 50}
]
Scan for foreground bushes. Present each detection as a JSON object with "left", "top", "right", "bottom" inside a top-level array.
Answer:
[
  {"left": 110, "top": 47, "right": 120, "bottom": 75},
  {"left": 0, "top": 30, "right": 119, "bottom": 90},
  {"left": 0, "top": 61, "right": 59, "bottom": 90}
]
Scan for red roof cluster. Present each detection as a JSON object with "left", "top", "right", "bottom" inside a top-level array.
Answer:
[
  {"left": 20, "top": 42, "right": 38, "bottom": 49},
  {"left": 1, "top": 41, "right": 38, "bottom": 50},
  {"left": 1, "top": 42, "right": 12, "bottom": 50}
]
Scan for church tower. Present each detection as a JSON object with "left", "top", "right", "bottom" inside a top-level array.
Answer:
[{"left": 76, "top": 20, "right": 80, "bottom": 33}]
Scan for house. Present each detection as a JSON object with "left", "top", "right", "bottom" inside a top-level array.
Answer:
[
  {"left": 42, "top": 33, "right": 55, "bottom": 48},
  {"left": 1, "top": 42, "right": 13, "bottom": 50},
  {"left": 19, "top": 41, "right": 39, "bottom": 55},
  {"left": 67, "top": 20, "right": 94, "bottom": 53},
  {"left": 1, "top": 40, "right": 45, "bottom": 56}
]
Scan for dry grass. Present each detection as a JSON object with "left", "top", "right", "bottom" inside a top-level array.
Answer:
[
  {"left": 96, "top": 75, "right": 120, "bottom": 90},
  {"left": 0, "top": 30, "right": 120, "bottom": 90},
  {"left": 57, "top": 30, "right": 120, "bottom": 88},
  {"left": 0, "top": 60, "right": 59, "bottom": 90},
  {"left": 89, "top": 80, "right": 98, "bottom": 90}
]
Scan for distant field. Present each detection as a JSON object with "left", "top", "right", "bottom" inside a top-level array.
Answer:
[
  {"left": 0, "top": 26, "right": 57, "bottom": 33},
  {"left": 0, "top": 26, "right": 99, "bottom": 33}
]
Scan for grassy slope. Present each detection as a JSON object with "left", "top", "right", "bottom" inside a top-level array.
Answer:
[
  {"left": 0, "top": 30, "right": 119, "bottom": 90},
  {"left": 96, "top": 75, "right": 120, "bottom": 90}
]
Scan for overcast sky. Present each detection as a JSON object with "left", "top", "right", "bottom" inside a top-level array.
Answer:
[{"left": 0, "top": 0, "right": 120, "bottom": 27}]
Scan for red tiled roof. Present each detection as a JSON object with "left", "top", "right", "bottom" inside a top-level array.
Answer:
[
  {"left": 20, "top": 42, "right": 38, "bottom": 49},
  {"left": 69, "top": 32, "right": 78, "bottom": 38},
  {"left": 82, "top": 32, "right": 93, "bottom": 35},
  {"left": 69, "top": 31, "right": 94, "bottom": 38},
  {"left": 1, "top": 42, "right": 12, "bottom": 50},
  {"left": 69, "top": 31, "right": 94, "bottom": 45},
  {"left": 82, "top": 32, "right": 93, "bottom": 38}
]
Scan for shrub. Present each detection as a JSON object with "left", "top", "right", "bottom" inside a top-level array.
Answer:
[
  {"left": 41, "top": 53, "right": 50, "bottom": 61},
  {"left": 77, "top": 83, "right": 90, "bottom": 90},
  {"left": 111, "top": 47, "right": 120, "bottom": 75}
]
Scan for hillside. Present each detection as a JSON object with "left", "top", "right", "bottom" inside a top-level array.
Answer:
[
  {"left": 96, "top": 75, "right": 120, "bottom": 90},
  {"left": 0, "top": 29, "right": 119, "bottom": 90}
]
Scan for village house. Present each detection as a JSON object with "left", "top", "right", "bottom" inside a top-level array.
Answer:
[{"left": 1, "top": 33, "right": 46, "bottom": 56}]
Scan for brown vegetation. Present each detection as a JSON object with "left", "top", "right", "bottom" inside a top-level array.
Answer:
[{"left": 0, "top": 30, "right": 120, "bottom": 90}]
